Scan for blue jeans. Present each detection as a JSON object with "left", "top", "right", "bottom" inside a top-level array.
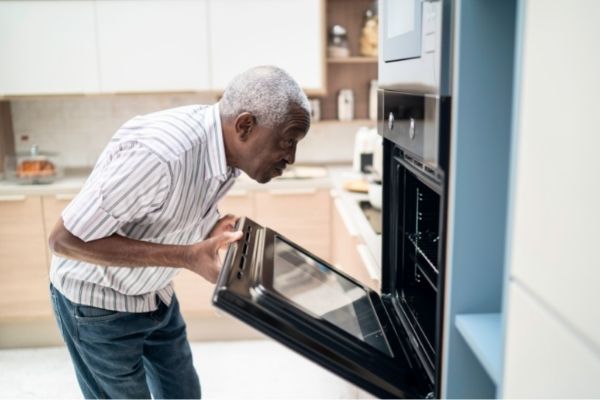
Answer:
[{"left": 50, "top": 284, "right": 201, "bottom": 399}]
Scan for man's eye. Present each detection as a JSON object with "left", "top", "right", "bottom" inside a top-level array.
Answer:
[{"left": 286, "top": 139, "right": 295, "bottom": 148}]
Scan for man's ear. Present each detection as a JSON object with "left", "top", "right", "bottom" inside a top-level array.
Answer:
[{"left": 234, "top": 112, "right": 256, "bottom": 141}]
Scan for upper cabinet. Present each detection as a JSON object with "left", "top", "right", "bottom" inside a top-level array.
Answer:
[
  {"left": 0, "top": 1, "right": 100, "bottom": 95},
  {"left": 209, "top": 0, "right": 325, "bottom": 94},
  {"left": 0, "top": 0, "right": 324, "bottom": 96},
  {"left": 95, "top": 0, "right": 211, "bottom": 92}
]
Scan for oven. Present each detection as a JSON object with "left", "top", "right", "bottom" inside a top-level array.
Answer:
[
  {"left": 210, "top": 89, "right": 451, "bottom": 398},
  {"left": 380, "top": 90, "right": 450, "bottom": 385}
]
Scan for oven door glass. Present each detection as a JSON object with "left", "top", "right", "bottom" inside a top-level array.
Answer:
[
  {"left": 213, "top": 217, "right": 430, "bottom": 399},
  {"left": 382, "top": 0, "right": 422, "bottom": 62}
]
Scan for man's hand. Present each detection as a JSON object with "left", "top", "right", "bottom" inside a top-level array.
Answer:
[
  {"left": 185, "top": 230, "right": 243, "bottom": 283},
  {"left": 207, "top": 214, "right": 239, "bottom": 239}
]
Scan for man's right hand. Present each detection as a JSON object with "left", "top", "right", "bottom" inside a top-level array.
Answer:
[{"left": 185, "top": 230, "right": 243, "bottom": 283}]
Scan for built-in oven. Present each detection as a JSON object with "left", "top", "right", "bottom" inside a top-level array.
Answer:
[
  {"left": 381, "top": 89, "right": 450, "bottom": 393},
  {"left": 211, "top": 90, "right": 451, "bottom": 398}
]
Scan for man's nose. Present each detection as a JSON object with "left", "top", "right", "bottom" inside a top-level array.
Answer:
[{"left": 284, "top": 146, "right": 296, "bottom": 165}]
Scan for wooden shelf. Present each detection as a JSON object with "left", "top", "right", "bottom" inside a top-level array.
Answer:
[
  {"left": 327, "top": 56, "right": 377, "bottom": 64},
  {"left": 455, "top": 313, "right": 502, "bottom": 385}
]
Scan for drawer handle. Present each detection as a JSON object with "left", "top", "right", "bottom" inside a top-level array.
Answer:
[
  {"left": 357, "top": 244, "right": 380, "bottom": 281},
  {"left": 0, "top": 195, "right": 26, "bottom": 202},
  {"left": 268, "top": 188, "right": 318, "bottom": 196},
  {"left": 55, "top": 193, "right": 76, "bottom": 201}
]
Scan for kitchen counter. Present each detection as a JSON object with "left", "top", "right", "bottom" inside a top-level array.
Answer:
[
  {"left": 328, "top": 167, "right": 382, "bottom": 281},
  {"left": 0, "top": 165, "right": 382, "bottom": 275},
  {"left": 0, "top": 166, "right": 333, "bottom": 196}
]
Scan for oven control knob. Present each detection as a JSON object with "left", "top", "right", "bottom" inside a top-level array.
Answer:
[
  {"left": 388, "top": 112, "right": 394, "bottom": 131},
  {"left": 409, "top": 118, "right": 416, "bottom": 140}
]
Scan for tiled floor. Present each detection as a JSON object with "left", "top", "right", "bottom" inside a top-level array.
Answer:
[{"left": 0, "top": 340, "right": 358, "bottom": 399}]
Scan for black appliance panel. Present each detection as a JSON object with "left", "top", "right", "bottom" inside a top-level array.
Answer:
[
  {"left": 380, "top": 90, "right": 450, "bottom": 174},
  {"left": 213, "top": 217, "right": 432, "bottom": 399}
]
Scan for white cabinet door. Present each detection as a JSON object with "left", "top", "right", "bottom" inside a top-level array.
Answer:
[
  {"left": 209, "top": 0, "right": 324, "bottom": 93},
  {"left": 507, "top": 0, "right": 600, "bottom": 352},
  {"left": 96, "top": 0, "right": 210, "bottom": 92},
  {"left": 0, "top": 1, "right": 99, "bottom": 95},
  {"left": 502, "top": 283, "right": 600, "bottom": 398}
]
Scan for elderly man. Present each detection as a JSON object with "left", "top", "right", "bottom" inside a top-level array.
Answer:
[{"left": 48, "top": 66, "right": 311, "bottom": 399}]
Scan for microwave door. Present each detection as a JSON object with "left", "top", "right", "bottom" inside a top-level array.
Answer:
[
  {"left": 213, "top": 217, "right": 429, "bottom": 399},
  {"left": 382, "top": 0, "right": 422, "bottom": 62}
]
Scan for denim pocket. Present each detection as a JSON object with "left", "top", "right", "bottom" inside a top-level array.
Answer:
[
  {"left": 75, "top": 304, "right": 125, "bottom": 323},
  {"left": 49, "top": 286, "right": 66, "bottom": 340}
]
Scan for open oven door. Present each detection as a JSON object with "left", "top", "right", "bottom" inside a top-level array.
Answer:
[{"left": 212, "top": 217, "right": 431, "bottom": 399}]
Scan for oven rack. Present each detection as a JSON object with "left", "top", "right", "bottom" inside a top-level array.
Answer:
[{"left": 406, "top": 233, "right": 439, "bottom": 275}]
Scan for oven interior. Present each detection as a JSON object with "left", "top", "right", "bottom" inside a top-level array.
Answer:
[{"left": 386, "top": 142, "right": 445, "bottom": 385}]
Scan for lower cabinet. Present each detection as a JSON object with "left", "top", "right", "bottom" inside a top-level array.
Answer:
[
  {"left": 173, "top": 190, "right": 255, "bottom": 319},
  {"left": 255, "top": 188, "right": 331, "bottom": 262},
  {"left": 0, "top": 186, "right": 344, "bottom": 344},
  {"left": 331, "top": 197, "right": 378, "bottom": 291},
  {"left": 41, "top": 193, "right": 77, "bottom": 267},
  {"left": 0, "top": 195, "right": 52, "bottom": 320}
]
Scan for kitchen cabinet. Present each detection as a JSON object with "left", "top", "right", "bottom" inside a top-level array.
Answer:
[
  {"left": 0, "top": 1, "right": 100, "bottom": 95},
  {"left": 0, "top": 0, "right": 325, "bottom": 95},
  {"left": 208, "top": 0, "right": 325, "bottom": 94},
  {"left": 0, "top": 195, "right": 52, "bottom": 320},
  {"left": 502, "top": 283, "right": 600, "bottom": 398},
  {"left": 255, "top": 188, "right": 331, "bottom": 262},
  {"left": 95, "top": 0, "right": 211, "bottom": 93},
  {"left": 174, "top": 191, "right": 255, "bottom": 317},
  {"left": 41, "top": 194, "right": 76, "bottom": 266},
  {"left": 331, "top": 197, "right": 377, "bottom": 290}
]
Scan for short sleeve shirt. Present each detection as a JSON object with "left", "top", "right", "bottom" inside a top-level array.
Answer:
[{"left": 49, "top": 103, "right": 239, "bottom": 312}]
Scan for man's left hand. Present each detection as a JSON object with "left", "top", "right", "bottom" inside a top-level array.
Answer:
[{"left": 208, "top": 214, "right": 239, "bottom": 239}]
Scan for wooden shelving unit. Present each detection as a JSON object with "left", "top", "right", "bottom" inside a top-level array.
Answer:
[{"left": 316, "top": 0, "right": 378, "bottom": 121}]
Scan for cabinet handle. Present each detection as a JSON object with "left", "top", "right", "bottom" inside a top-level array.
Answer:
[
  {"left": 0, "top": 195, "right": 26, "bottom": 202},
  {"left": 357, "top": 244, "right": 380, "bottom": 281},
  {"left": 267, "top": 188, "right": 318, "bottom": 196},
  {"left": 55, "top": 193, "right": 76, "bottom": 201},
  {"left": 334, "top": 198, "right": 358, "bottom": 237}
]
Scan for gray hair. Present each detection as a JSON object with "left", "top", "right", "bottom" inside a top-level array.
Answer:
[{"left": 219, "top": 66, "right": 310, "bottom": 128}]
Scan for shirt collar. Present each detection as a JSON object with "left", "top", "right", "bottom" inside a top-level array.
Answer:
[{"left": 204, "top": 103, "right": 241, "bottom": 181}]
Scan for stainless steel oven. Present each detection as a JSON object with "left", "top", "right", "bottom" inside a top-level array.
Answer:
[{"left": 211, "top": 90, "right": 451, "bottom": 398}]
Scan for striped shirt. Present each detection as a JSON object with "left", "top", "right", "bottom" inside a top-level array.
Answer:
[{"left": 49, "top": 103, "right": 239, "bottom": 312}]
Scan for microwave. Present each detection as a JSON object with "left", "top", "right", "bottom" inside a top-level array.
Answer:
[{"left": 379, "top": 0, "right": 453, "bottom": 95}]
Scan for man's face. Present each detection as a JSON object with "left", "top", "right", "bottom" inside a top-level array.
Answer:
[{"left": 242, "top": 108, "right": 310, "bottom": 184}]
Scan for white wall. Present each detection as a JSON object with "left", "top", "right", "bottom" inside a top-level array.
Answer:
[{"left": 502, "top": 0, "right": 600, "bottom": 397}]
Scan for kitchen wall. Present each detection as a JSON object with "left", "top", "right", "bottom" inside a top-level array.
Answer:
[{"left": 9, "top": 95, "right": 364, "bottom": 168}]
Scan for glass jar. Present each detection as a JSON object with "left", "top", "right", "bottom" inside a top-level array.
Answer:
[{"left": 4, "top": 145, "right": 63, "bottom": 184}]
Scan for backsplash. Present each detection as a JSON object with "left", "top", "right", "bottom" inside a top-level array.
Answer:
[{"left": 9, "top": 95, "right": 371, "bottom": 168}]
